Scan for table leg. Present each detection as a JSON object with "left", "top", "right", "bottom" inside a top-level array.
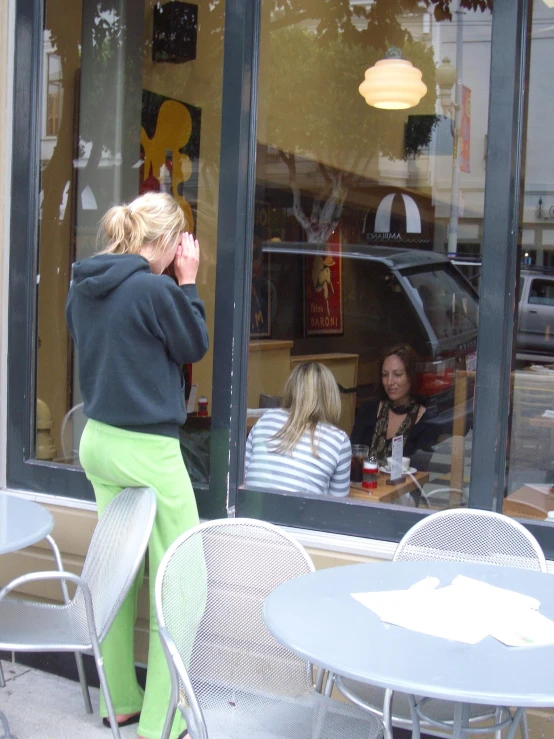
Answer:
[
  {"left": 506, "top": 708, "right": 526, "bottom": 739},
  {"left": 452, "top": 702, "right": 470, "bottom": 739},
  {"left": 0, "top": 709, "right": 16, "bottom": 738},
  {"left": 408, "top": 695, "right": 421, "bottom": 739},
  {"left": 323, "top": 672, "right": 335, "bottom": 697}
]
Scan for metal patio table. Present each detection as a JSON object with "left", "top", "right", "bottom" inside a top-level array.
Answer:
[
  {"left": 0, "top": 493, "right": 54, "bottom": 739},
  {"left": 264, "top": 560, "right": 554, "bottom": 739},
  {"left": 0, "top": 493, "right": 54, "bottom": 556}
]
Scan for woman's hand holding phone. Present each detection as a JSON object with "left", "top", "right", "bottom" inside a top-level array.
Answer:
[{"left": 174, "top": 232, "right": 200, "bottom": 286}]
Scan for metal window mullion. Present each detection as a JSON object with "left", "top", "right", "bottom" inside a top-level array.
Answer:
[
  {"left": 469, "top": 0, "right": 529, "bottom": 510},
  {"left": 209, "top": 0, "right": 260, "bottom": 517},
  {"left": 8, "top": 0, "right": 43, "bottom": 481}
]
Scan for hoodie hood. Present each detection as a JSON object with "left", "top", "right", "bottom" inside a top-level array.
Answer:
[{"left": 71, "top": 253, "right": 150, "bottom": 298}]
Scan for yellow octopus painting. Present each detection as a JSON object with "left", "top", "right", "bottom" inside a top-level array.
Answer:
[{"left": 140, "top": 98, "right": 195, "bottom": 230}]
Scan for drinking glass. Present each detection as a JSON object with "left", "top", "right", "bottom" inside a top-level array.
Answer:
[{"left": 350, "top": 444, "right": 369, "bottom": 483}]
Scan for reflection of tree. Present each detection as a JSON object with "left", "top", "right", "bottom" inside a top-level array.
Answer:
[
  {"left": 43, "top": 1, "right": 142, "bottom": 238},
  {"left": 258, "top": 0, "right": 492, "bottom": 243},
  {"left": 41, "top": 0, "right": 82, "bottom": 259},
  {"left": 39, "top": 1, "right": 143, "bottom": 438},
  {"left": 265, "top": 27, "right": 439, "bottom": 242},
  {"left": 78, "top": 1, "right": 145, "bottom": 219},
  {"left": 168, "top": 0, "right": 492, "bottom": 239},
  {"left": 42, "top": 0, "right": 494, "bottom": 249},
  {"left": 38, "top": 0, "right": 86, "bottom": 434},
  {"left": 267, "top": 0, "right": 491, "bottom": 37}
]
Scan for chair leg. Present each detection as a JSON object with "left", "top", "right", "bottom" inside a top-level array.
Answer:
[
  {"left": 91, "top": 640, "right": 120, "bottom": 739},
  {"left": 46, "top": 534, "right": 92, "bottom": 714},
  {"left": 407, "top": 695, "right": 421, "bottom": 739},
  {"left": 0, "top": 709, "right": 16, "bottom": 739},
  {"left": 493, "top": 707, "right": 502, "bottom": 739},
  {"left": 160, "top": 691, "right": 179, "bottom": 739},
  {"left": 382, "top": 689, "right": 394, "bottom": 739},
  {"left": 74, "top": 651, "right": 93, "bottom": 714}
]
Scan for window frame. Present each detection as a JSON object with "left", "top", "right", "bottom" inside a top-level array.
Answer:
[
  {"left": 232, "top": 0, "right": 554, "bottom": 558},
  {"left": 6, "top": 0, "right": 251, "bottom": 521},
  {"left": 10, "top": 0, "right": 554, "bottom": 559}
]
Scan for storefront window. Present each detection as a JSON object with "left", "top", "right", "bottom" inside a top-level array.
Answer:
[
  {"left": 244, "top": 1, "right": 492, "bottom": 510},
  {"left": 35, "top": 0, "right": 225, "bottom": 487},
  {"left": 506, "top": 0, "right": 554, "bottom": 522}
]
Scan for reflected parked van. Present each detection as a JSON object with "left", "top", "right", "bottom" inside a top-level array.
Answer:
[{"left": 260, "top": 243, "right": 479, "bottom": 437}]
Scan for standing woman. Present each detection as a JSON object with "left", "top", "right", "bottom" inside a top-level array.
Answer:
[
  {"left": 351, "top": 344, "right": 437, "bottom": 467},
  {"left": 66, "top": 191, "right": 209, "bottom": 739},
  {"left": 245, "top": 362, "right": 351, "bottom": 497}
]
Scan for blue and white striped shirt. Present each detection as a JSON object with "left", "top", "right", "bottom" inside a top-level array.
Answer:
[{"left": 245, "top": 408, "right": 352, "bottom": 497}]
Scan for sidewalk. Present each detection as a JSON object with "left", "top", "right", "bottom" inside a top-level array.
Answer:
[
  {"left": 0, "top": 659, "right": 548, "bottom": 739},
  {"left": 0, "top": 660, "right": 138, "bottom": 739}
]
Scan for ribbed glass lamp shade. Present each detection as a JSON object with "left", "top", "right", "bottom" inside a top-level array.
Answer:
[{"left": 359, "top": 57, "right": 427, "bottom": 110}]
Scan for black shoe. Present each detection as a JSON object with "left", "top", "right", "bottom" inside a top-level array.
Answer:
[
  {"left": 102, "top": 713, "right": 140, "bottom": 728},
  {"left": 177, "top": 731, "right": 188, "bottom": 739}
]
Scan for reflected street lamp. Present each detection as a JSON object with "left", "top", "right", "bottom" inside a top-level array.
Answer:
[
  {"left": 359, "top": 47, "right": 427, "bottom": 110},
  {"left": 436, "top": 57, "right": 457, "bottom": 118}
]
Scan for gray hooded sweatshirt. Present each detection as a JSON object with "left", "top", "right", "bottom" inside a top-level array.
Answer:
[{"left": 65, "top": 253, "right": 209, "bottom": 438}]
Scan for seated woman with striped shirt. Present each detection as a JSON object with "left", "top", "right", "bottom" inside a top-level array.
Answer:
[{"left": 244, "top": 362, "right": 351, "bottom": 497}]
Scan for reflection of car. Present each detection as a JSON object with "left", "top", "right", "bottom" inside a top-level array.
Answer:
[
  {"left": 517, "top": 269, "right": 554, "bottom": 363},
  {"left": 261, "top": 242, "right": 479, "bottom": 437}
]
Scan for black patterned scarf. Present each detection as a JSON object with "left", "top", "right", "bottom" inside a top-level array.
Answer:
[{"left": 370, "top": 398, "right": 420, "bottom": 463}]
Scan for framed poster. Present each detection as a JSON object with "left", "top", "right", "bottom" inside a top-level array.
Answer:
[
  {"left": 250, "top": 202, "right": 272, "bottom": 338},
  {"left": 250, "top": 241, "right": 271, "bottom": 337},
  {"left": 305, "top": 233, "right": 343, "bottom": 336}
]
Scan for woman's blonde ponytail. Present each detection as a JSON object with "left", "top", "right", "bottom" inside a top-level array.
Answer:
[{"left": 97, "top": 192, "right": 186, "bottom": 259}]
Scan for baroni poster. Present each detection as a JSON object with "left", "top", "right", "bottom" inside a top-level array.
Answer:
[{"left": 305, "top": 233, "right": 343, "bottom": 336}]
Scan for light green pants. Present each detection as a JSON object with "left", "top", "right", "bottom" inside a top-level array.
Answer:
[{"left": 80, "top": 419, "right": 199, "bottom": 739}]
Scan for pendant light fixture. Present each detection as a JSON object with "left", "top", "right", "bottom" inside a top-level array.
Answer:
[{"left": 359, "top": 47, "right": 427, "bottom": 110}]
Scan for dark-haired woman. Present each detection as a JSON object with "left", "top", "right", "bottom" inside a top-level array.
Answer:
[{"left": 351, "top": 344, "right": 438, "bottom": 467}]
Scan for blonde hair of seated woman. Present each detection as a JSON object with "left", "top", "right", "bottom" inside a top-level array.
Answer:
[{"left": 271, "top": 361, "right": 342, "bottom": 455}]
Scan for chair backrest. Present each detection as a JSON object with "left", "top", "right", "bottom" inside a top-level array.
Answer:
[
  {"left": 394, "top": 508, "right": 547, "bottom": 571},
  {"left": 155, "top": 518, "right": 315, "bottom": 704},
  {"left": 79, "top": 487, "right": 157, "bottom": 639},
  {"left": 60, "top": 402, "right": 85, "bottom": 464}
]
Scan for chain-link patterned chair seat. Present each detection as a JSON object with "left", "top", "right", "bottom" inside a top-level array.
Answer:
[
  {"left": 0, "top": 487, "right": 157, "bottom": 739},
  {"left": 155, "top": 518, "right": 384, "bottom": 739},
  {"left": 334, "top": 509, "right": 547, "bottom": 739}
]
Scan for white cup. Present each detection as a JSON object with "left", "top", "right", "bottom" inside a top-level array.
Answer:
[{"left": 386, "top": 456, "right": 410, "bottom": 472}]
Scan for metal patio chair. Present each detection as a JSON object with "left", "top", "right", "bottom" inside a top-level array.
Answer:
[
  {"left": 0, "top": 486, "right": 157, "bottom": 739},
  {"left": 403, "top": 470, "right": 468, "bottom": 509},
  {"left": 59, "top": 401, "right": 85, "bottom": 465},
  {"left": 155, "top": 517, "right": 384, "bottom": 739},
  {"left": 0, "top": 530, "right": 88, "bottom": 698},
  {"left": 334, "top": 509, "right": 547, "bottom": 739}
]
